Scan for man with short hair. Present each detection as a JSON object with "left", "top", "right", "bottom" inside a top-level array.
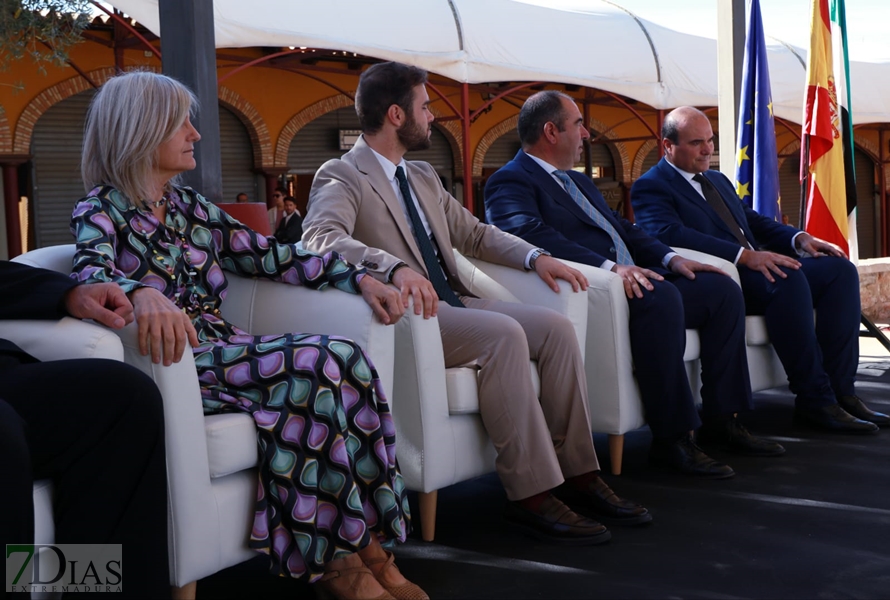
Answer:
[
  {"left": 304, "top": 61, "right": 651, "bottom": 546},
  {"left": 631, "top": 106, "right": 886, "bottom": 434},
  {"left": 485, "top": 91, "right": 782, "bottom": 479},
  {"left": 235, "top": 192, "right": 249, "bottom": 203},
  {"left": 274, "top": 195, "right": 303, "bottom": 244}
]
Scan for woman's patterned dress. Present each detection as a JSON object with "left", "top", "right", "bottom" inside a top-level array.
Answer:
[{"left": 70, "top": 185, "right": 409, "bottom": 581}]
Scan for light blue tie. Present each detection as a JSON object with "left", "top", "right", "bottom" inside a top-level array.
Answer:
[{"left": 553, "top": 170, "right": 634, "bottom": 265}]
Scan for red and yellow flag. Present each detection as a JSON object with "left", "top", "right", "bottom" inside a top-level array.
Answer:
[{"left": 801, "top": 0, "right": 856, "bottom": 258}]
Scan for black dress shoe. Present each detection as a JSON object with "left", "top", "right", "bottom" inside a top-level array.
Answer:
[
  {"left": 555, "top": 477, "right": 652, "bottom": 526},
  {"left": 649, "top": 434, "right": 735, "bottom": 479},
  {"left": 505, "top": 494, "right": 612, "bottom": 545},
  {"left": 794, "top": 403, "right": 879, "bottom": 434},
  {"left": 837, "top": 395, "right": 890, "bottom": 427},
  {"left": 698, "top": 417, "right": 786, "bottom": 457}
]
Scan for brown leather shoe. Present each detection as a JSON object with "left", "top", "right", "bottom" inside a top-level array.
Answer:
[
  {"left": 837, "top": 395, "right": 890, "bottom": 427},
  {"left": 556, "top": 477, "right": 652, "bottom": 526},
  {"left": 505, "top": 493, "right": 612, "bottom": 545},
  {"left": 363, "top": 551, "right": 429, "bottom": 600}
]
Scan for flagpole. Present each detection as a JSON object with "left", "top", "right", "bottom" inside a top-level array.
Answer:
[{"left": 798, "top": 136, "right": 809, "bottom": 229}]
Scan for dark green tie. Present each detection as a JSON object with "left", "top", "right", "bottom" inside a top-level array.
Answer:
[{"left": 394, "top": 166, "right": 464, "bottom": 308}]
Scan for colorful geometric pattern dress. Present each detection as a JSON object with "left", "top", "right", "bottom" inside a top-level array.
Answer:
[{"left": 70, "top": 185, "right": 410, "bottom": 581}]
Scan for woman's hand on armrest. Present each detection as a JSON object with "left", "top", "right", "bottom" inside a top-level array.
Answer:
[{"left": 130, "top": 287, "right": 199, "bottom": 366}]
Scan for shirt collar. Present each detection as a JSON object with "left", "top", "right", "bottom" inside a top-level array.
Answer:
[
  {"left": 369, "top": 146, "right": 407, "bottom": 182},
  {"left": 665, "top": 157, "right": 698, "bottom": 183},
  {"left": 523, "top": 150, "right": 561, "bottom": 176}
]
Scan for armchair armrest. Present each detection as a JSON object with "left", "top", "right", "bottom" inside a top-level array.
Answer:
[
  {"left": 671, "top": 247, "right": 741, "bottom": 287},
  {"left": 0, "top": 317, "right": 124, "bottom": 362},
  {"left": 220, "top": 275, "right": 396, "bottom": 401},
  {"left": 465, "top": 256, "right": 589, "bottom": 359},
  {"left": 556, "top": 259, "right": 640, "bottom": 434}
]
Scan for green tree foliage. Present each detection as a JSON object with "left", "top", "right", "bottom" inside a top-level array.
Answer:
[{"left": 0, "top": 0, "right": 92, "bottom": 77}]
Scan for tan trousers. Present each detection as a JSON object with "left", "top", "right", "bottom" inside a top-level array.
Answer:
[{"left": 437, "top": 297, "right": 600, "bottom": 501}]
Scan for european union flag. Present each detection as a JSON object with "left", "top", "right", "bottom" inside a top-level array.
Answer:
[{"left": 735, "top": 0, "right": 781, "bottom": 221}]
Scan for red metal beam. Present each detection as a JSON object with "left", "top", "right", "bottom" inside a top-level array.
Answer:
[
  {"left": 89, "top": 1, "right": 161, "bottom": 60},
  {"left": 426, "top": 81, "right": 462, "bottom": 120},
  {"left": 470, "top": 82, "right": 542, "bottom": 121},
  {"left": 598, "top": 90, "right": 658, "bottom": 139},
  {"left": 461, "top": 83, "right": 474, "bottom": 214},
  {"left": 218, "top": 49, "right": 307, "bottom": 85}
]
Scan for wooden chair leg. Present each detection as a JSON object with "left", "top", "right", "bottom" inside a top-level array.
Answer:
[
  {"left": 418, "top": 490, "right": 438, "bottom": 542},
  {"left": 608, "top": 434, "right": 625, "bottom": 475},
  {"left": 171, "top": 581, "right": 197, "bottom": 600}
]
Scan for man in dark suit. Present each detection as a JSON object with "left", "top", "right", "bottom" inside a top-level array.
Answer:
[
  {"left": 305, "top": 62, "right": 652, "bottom": 546},
  {"left": 0, "top": 261, "right": 171, "bottom": 598},
  {"left": 274, "top": 195, "right": 303, "bottom": 244},
  {"left": 631, "top": 105, "right": 885, "bottom": 434},
  {"left": 485, "top": 91, "right": 783, "bottom": 480}
]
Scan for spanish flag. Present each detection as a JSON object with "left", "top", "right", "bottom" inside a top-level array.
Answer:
[{"left": 801, "top": 0, "right": 857, "bottom": 260}]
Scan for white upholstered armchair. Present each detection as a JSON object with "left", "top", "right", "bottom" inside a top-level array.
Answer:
[
  {"left": 390, "top": 251, "right": 588, "bottom": 542},
  {"left": 13, "top": 244, "right": 397, "bottom": 596},
  {"left": 565, "top": 247, "right": 787, "bottom": 475}
]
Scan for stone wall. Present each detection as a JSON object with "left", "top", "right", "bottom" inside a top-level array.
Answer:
[{"left": 859, "top": 258, "right": 890, "bottom": 324}]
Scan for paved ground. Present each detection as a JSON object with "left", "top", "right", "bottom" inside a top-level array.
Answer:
[{"left": 199, "top": 332, "right": 890, "bottom": 599}]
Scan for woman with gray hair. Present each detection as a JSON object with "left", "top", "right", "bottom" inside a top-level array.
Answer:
[{"left": 71, "top": 71, "right": 427, "bottom": 600}]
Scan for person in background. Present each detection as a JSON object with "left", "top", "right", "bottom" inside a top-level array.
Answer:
[
  {"left": 274, "top": 195, "right": 304, "bottom": 245},
  {"left": 235, "top": 191, "right": 249, "bottom": 203},
  {"left": 269, "top": 186, "right": 288, "bottom": 231}
]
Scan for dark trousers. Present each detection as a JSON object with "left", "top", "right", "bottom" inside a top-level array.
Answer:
[
  {"left": 0, "top": 359, "right": 170, "bottom": 599},
  {"left": 628, "top": 271, "right": 752, "bottom": 439},
  {"left": 738, "top": 255, "right": 860, "bottom": 407}
]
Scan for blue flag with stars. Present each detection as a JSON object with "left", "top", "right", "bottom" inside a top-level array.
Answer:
[{"left": 735, "top": 0, "right": 781, "bottom": 221}]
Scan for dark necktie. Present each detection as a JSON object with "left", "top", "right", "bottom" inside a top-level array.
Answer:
[
  {"left": 394, "top": 166, "right": 464, "bottom": 308},
  {"left": 692, "top": 173, "right": 754, "bottom": 249}
]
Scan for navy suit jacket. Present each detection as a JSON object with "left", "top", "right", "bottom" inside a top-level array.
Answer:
[
  {"left": 0, "top": 261, "right": 76, "bottom": 368},
  {"left": 274, "top": 212, "right": 303, "bottom": 245},
  {"left": 485, "top": 150, "right": 671, "bottom": 269},
  {"left": 631, "top": 158, "right": 797, "bottom": 263}
]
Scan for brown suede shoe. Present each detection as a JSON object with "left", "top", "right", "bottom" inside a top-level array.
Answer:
[
  {"left": 363, "top": 551, "right": 429, "bottom": 600},
  {"left": 316, "top": 565, "right": 396, "bottom": 600}
]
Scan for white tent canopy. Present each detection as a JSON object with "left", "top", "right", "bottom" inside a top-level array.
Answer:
[{"left": 108, "top": 0, "right": 890, "bottom": 125}]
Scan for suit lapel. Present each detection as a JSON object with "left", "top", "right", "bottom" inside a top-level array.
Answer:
[
  {"left": 404, "top": 163, "right": 453, "bottom": 258},
  {"left": 347, "top": 137, "right": 425, "bottom": 266},
  {"left": 659, "top": 159, "right": 739, "bottom": 240},
  {"left": 517, "top": 151, "right": 600, "bottom": 229}
]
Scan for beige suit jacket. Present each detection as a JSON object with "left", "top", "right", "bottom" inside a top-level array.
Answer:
[{"left": 303, "top": 135, "right": 535, "bottom": 296}]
